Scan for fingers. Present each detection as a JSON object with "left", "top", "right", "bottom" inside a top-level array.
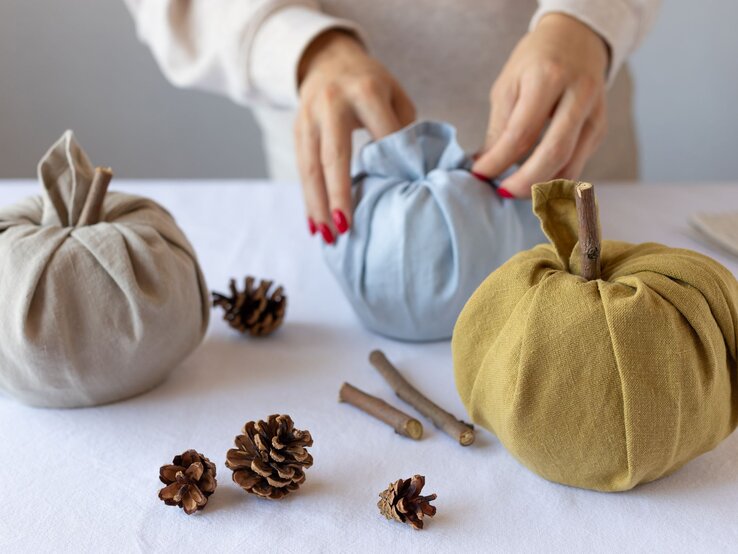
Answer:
[
  {"left": 297, "top": 73, "right": 413, "bottom": 244},
  {"left": 353, "top": 79, "right": 403, "bottom": 139},
  {"left": 392, "top": 85, "right": 417, "bottom": 127},
  {"left": 472, "top": 72, "right": 562, "bottom": 179},
  {"left": 297, "top": 91, "right": 363, "bottom": 243},
  {"left": 312, "top": 89, "right": 405, "bottom": 239},
  {"left": 499, "top": 78, "right": 599, "bottom": 197},
  {"left": 558, "top": 93, "right": 607, "bottom": 179},
  {"left": 295, "top": 112, "right": 334, "bottom": 244},
  {"left": 481, "top": 78, "right": 518, "bottom": 154},
  {"left": 319, "top": 99, "right": 355, "bottom": 232}
]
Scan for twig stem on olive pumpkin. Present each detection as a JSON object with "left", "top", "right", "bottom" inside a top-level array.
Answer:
[
  {"left": 575, "top": 182, "right": 601, "bottom": 281},
  {"left": 78, "top": 166, "right": 113, "bottom": 226},
  {"left": 339, "top": 382, "right": 423, "bottom": 440},
  {"left": 369, "top": 350, "right": 475, "bottom": 446}
]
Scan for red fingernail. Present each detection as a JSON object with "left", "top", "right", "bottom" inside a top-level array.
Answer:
[
  {"left": 318, "top": 223, "right": 334, "bottom": 244},
  {"left": 471, "top": 171, "right": 491, "bottom": 183},
  {"left": 497, "top": 187, "right": 515, "bottom": 199},
  {"left": 332, "top": 209, "right": 349, "bottom": 234},
  {"left": 308, "top": 217, "right": 317, "bottom": 235}
]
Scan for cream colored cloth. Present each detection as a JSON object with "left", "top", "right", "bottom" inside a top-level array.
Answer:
[
  {"left": 452, "top": 180, "right": 738, "bottom": 492},
  {"left": 692, "top": 211, "right": 738, "bottom": 260},
  {"left": 0, "top": 132, "right": 210, "bottom": 408},
  {"left": 123, "top": 0, "right": 661, "bottom": 181}
]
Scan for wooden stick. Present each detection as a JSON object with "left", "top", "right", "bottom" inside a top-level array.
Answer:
[
  {"left": 339, "top": 382, "right": 423, "bottom": 440},
  {"left": 574, "top": 182, "right": 601, "bottom": 281},
  {"left": 77, "top": 166, "right": 113, "bottom": 226},
  {"left": 369, "top": 350, "right": 475, "bottom": 446}
]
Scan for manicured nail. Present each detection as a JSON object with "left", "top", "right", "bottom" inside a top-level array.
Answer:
[
  {"left": 496, "top": 187, "right": 515, "bottom": 199},
  {"left": 318, "top": 223, "right": 334, "bottom": 244},
  {"left": 471, "top": 170, "right": 491, "bottom": 183},
  {"left": 308, "top": 217, "right": 317, "bottom": 235},
  {"left": 332, "top": 209, "right": 349, "bottom": 234}
]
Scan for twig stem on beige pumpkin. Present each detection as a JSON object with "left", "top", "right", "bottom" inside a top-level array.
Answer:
[
  {"left": 78, "top": 166, "right": 113, "bottom": 226},
  {"left": 574, "top": 182, "right": 601, "bottom": 281},
  {"left": 368, "top": 350, "right": 475, "bottom": 446},
  {"left": 339, "top": 382, "right": 423, "bottom": 440}
]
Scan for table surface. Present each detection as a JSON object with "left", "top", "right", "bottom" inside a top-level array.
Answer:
[{"left": 1, "top": 180, "right": 737, "bottom": 554}]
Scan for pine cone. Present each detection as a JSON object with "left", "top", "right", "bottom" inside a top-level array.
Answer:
[
  {"left": 378, "top": 475, "right": 437, "bottom": 530},
  {"left": 225, "top": 414, "right": 313, "bottom": 499},
  {"left": 212, "top": 277, "right": 286, "bottom": 337},
  {"left": 158, "top": 450, "right": 217, "bottom": 515}
]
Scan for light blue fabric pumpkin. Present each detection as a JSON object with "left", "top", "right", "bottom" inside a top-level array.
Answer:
[{"left": 322, "top": 121, "right": 545, "bottom": 341}]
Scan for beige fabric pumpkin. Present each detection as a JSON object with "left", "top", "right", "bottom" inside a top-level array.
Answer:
[
  {"left": 453, "top": 180, "right": 738, "bottom": 492},
  {"left": 0, "top": 131, "right": 209, "bottom": 408}
]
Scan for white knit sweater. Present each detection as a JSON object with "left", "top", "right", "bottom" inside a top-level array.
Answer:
[{"left": 124, "top": 0, "right": 661, "bottom": 180}]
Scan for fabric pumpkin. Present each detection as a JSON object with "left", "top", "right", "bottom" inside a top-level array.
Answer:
[
  {"left": 0, "top": 131, "right": 209, "bottom": 408},
  {"left": 322, "top": 121, "right": 545, "bottom": 341},
  {"left": 453, "top": 179, "right": 738, "bottom": 491}
]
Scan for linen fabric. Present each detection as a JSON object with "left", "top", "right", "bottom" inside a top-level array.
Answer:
[
  {"left": 0, "top": 131, "right": 209, "bottom": 408},
  {"left": 2, "top": 180, "right": 738, "bottom": 553},
  {"left": 321, "top": 121, "right": 546, "bottom": 341},
  {"left": 691, "top": 211, "right": 738, "bottom": 260},
  {"left": 453, "top": 179, "right": 738, "bottom": 491}
]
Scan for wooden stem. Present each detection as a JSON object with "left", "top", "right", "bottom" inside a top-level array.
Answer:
[
  {"left": 78, "top": 166, "right": 113, "bottom": 226},
  {"left": 339, "top": 382, "right": 423, "bottom": 440},
  {"left": 574, "top": 182, "right": 601, "bottom": 281},
  {"left": 369, "top": 350, "right": 475, "bottom": 446}
]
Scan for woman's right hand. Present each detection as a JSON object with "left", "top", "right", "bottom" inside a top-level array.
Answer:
[{"left": 296, "top": 31, "right": 415, "bottom": 244}]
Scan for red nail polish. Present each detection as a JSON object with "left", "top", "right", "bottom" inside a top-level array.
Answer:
[
  {"left": 308, "top": 217, "right": 317, "bottom": 235},
  {"left": 318, "top": 223, "right": 334, "bottom": 244},
  {"left": 497, "top": 187, "right": 515, "bottom": 199},
  {"left": 332, "top": 209, "right": 349, "bottom": 234},
  {"left": 471, "top": 171, "right": 491, "bottom": 183}
]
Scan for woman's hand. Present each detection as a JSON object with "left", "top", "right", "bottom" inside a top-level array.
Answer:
[
  {"left": 296, "top": 31, "right": 415, "bottom": 243},
  {"left": 472, "top": 13, "right": 610, "bottom": 198}
]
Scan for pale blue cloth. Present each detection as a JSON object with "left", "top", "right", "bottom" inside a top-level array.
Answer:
[{"left": 322, "top": 121, "right": 545, "bottom": 341}]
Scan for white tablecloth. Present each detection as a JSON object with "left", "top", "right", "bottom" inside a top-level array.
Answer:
[{"left": 1, "top": 181, "right": 737, "bottom": 554}]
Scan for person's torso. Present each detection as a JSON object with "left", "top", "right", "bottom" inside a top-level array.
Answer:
[{"left": 255, "top": 0, "right": 637, "bottom": 182}]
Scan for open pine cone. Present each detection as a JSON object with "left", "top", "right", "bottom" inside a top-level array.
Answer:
[
  {"left": 212, "top": 276, "right": 286, "bottom": 337},
  {"left": 158, "top": 450, "right": 217, "bottom": 515},
  {"left": 225, "top": 414, "right": 313, "bottom": 499},
  {"left": 378, "top": 475, "right": 437, "bottom": 530}
]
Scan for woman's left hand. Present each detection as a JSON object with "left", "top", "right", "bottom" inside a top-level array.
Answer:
[{"left": 472, "top": 13, "right": 610, "bottom": 198}]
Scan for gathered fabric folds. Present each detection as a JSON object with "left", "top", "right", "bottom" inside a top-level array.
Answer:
[
  {"left": 0, "top": 131, "right": 209, "bottom": 408},
  {"left": 453, "top": 179, "right": 738, "bottom": 491},
  {"left": 322, "top": 121, "right": 546, "bottom": 341}
]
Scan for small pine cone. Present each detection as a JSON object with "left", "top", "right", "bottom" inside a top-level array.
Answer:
[
  {"left": 225, "top": 414, "right": 313, "bottom": 499},
  {"left": 378, "top": 475, "right": 437, "bottom": 530},
  {"left": 158, "top": 450, "right": 217, "bottom": 515},
  {"left": 212, "top": 276, "right": 286, "bottom": 337}
]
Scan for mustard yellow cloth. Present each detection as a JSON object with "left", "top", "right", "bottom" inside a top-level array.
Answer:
[{"left": 453, "top": 180, "right": 738, "bottom": 491}]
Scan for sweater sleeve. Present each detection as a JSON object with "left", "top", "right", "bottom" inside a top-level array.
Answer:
[
  {"left": 122, "top": 0, "right": 365, "bottom": 108},
  {"left": 530, "top": 0, "right": 662, "bottom": 85}
]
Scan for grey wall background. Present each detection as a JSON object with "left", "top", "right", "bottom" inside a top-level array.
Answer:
[
  {"left": 1, "top": 1, "right": 736, "bottom": 181},
  {"left": 1, "top": 1, "right": 267, "bottom": 179},
  {"left": 629, "top": 0, "right": 738, "bottom": 182}
]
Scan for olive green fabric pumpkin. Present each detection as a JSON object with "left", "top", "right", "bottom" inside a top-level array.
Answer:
[{"left": 452, "top": 180, "right": 738, "bottom": 492}]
